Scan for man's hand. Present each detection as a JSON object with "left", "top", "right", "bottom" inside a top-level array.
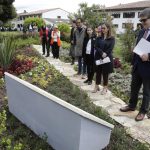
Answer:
[
  {"left": 140, "top": 54, "right": 149, "bottom": 61},
  {"left": 102, "top": 52, "right": 107, "bottom": 58}
]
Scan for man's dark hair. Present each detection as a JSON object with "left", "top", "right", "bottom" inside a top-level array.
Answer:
[
  {"left": 139, "top": 8, "right": 150, "bottom": 18},
  {"left": 76, "top": 18, "right": 83, "bottom": 23}
]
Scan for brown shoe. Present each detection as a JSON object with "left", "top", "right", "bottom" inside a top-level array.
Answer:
[
  {"left": 120, "top": 106, "right": 135, "bottom": 112},
  {"left": 135, "top": 113, "right": 145, "bottom": 121}
]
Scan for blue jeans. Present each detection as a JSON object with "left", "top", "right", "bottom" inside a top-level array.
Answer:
[{"left": 78, "top": 57, "right": 87, "bottom": 75}]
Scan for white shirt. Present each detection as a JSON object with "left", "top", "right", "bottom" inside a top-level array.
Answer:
[
  {"left": 29, "top": 24, "right": 32, "bottom": 30},
  {"left": 86, "top": 39, "right": 91, "bottom": 54},
  {"left": 52, "top": 31, "right": 60, "bottom": 42}
]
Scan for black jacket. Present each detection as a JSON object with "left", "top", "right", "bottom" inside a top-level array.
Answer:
[
  {"left": 95, "top": 36, "right": 115, "bottom": 73},
  {"left": 82, "top": 35, "right": 96, "bottom": 58},
  {"left": 132, "top": 29, "right": 150, "bottom": 78},
  {"left": 48, "top": 28, "right": 52, "bottom": 42},
  {"left": 70, "top": 27, "right": 75, "bottom": 43}
]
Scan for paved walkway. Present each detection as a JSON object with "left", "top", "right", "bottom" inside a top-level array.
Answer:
[{"left": 33, "top": 45, "right": 150, "bottom": 145}]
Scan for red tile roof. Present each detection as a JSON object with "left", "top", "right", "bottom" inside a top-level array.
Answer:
[{"left": 105, "top": 0, "right": 150, "bottom": 11}]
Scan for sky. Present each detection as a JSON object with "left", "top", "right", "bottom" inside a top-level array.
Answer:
[{"left": 14, "top": 0, "right": 144, "bottom": 13}]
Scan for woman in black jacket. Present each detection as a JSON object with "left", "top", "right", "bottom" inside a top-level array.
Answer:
[
  {"left": 82, "top": 27, "right": 96, "bottom": 85},
  {"left": 94, "top": 23, "right": 115, "bottom": 94}
]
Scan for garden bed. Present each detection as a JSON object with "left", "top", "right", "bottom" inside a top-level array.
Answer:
[{"left": 0, "top": 45, "right": 149, "bottom": 150}]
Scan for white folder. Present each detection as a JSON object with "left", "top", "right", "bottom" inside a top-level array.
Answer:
[{"left": 133, "top": 38, "right": 150, "bottom": 56}]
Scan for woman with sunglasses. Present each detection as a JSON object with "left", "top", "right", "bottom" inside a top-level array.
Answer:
[{"left": 93, "top": 23, "right": 115, "bottom": 94}]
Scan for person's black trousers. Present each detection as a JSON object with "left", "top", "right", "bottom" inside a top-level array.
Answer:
[
  {"left": 52, "top": 42, "right": 60, "bottom": 59},
  {"left": 46, "top": 40, "right": 51, "bottom": 56},
  {"left": 42, "top": 38, "right": 47, "bottom": 54},
  {"left": 129, "top": 70, "right": 150, "bottom": 114},
  {"left": 85, "top": 55, "right": 94, "bottom": 81},
  {"left": 95, "top": 65, "right": 109, "bottom": 86}
]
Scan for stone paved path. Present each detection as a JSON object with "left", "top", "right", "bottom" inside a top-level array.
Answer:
[{"left": 33, "top": 45, "right": 150, "bottom": 145}]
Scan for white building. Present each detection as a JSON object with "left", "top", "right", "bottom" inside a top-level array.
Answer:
[
  {"left": 103, "top": 0, "right": 150, "bottom": 34},
  {"left": 11, "top": 8, "right": 70, "bottom": 30}
]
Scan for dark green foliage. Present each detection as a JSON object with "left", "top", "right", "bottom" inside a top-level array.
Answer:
[
  {"left": 74, "top": 3, "right": 106, "bottom": 27},
  {"left": 0, "top": 0, "right": 16, "bottom": 23},
  {"left": 24, "top": 17, "right": 45, "bottom": 29},
  {"left": 120, "top": 23, "right": 136, "bottom": 63},
  {"left": 0, "top": 36, "right": 17, "bottom": 71}
]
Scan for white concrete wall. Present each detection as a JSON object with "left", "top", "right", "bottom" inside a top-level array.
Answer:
[
  {"left": 42, "top": 9, "right": 69, "bottom": 19},
  {"left": 5, "top": 72, "right": 114, "bottom": 150}
]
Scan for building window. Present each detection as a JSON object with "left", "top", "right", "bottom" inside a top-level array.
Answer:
[
  {"left": 113, "top": 24, "right": 119, "bottom": 28},
  {"left": 122, "top": 23, "right": 133, "bottom": 29},
  {"left": 112, "top": 13, "right": 120, "bottom": 18},
  {"left": 123, "top": 12, "right": 135, "bottom": 18},
  {"left": 57, "top": 16, "right": 61, "bottom": 19}
]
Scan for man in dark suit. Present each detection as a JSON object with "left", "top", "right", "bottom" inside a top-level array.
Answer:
[{"left": 120, "top": 8, "right": 150, "bottom": 121}]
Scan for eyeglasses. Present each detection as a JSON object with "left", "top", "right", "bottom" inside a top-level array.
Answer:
[
  {"left": 76, "top": 22, "right": 81, "bottom": 24},
  {"left": 139, "top": 18, "right": 149, "bottom": 23}
]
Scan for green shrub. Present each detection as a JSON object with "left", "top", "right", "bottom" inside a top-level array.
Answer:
[
  {"left": 0, "top": 110, "right": 23, "bottom": 150},
  {"left": 0, "top": 36, "right": 17, "bottom": 71},
  {"left": 61, "top": 32, "right": 70, "bottom": 43},
  {"left": 61, "top": 41, "right": 70, "bottom": 50},
  {"left": 58, "top": 23, "right": 70, "bottom": 33},
  {"left": 120, "top": 23, "right": 136, "bottom": 63},
  {"left": 58, "top": 23, "right": 71, "bottom": 43}
]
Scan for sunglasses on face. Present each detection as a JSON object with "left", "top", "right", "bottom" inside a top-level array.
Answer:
[{"left": 139, "top": 18, "right": 149, "bottom": 23}]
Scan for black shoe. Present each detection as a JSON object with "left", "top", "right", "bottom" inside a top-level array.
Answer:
[
  {"left": 45, "top": 55, "right": 49, "bottom": 57},
  {"left": 84, "top": 79, "right": 89, "bottom": 83},
  {"left": 120, "top": 106, "right": 135, "bottom": 112},
  {"left": 42, "top": 53, "right": 45, "bottom": 55},
  {"left": 88, "top": 81, "right": 92, "bottom": 85},
  {"left": 71, "top": 62, "right": 74, "bottom": 65}
]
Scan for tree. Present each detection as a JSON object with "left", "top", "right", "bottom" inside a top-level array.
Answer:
[
  {"left": 24, "top": 17, "right": 45, "bottom": 29},
  {"left": 0, "top": 0, "right": 17, "bottom": 23},
  {"left": 74, "top": 3, "right": 106, "bottom": 27}
]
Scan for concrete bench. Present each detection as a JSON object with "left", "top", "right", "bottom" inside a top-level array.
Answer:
[{"left": 5, "top": 72, "right": 114, "bottom": 150}]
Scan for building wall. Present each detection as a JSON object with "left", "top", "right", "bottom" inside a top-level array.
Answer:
[
  {"left": 42, "top": 9, "right": 69, "bottom": 20},
  {"left": 11, "top": 9, "right": 69, "bottom": 30},
  {"left": 109, "top": 10, "right": 142, "bottom": 34}
]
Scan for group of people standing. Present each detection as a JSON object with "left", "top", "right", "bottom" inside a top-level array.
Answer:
[
  {"left": 70, "top": 8, "right": 150, "bottom": 122},
  {"left": 70, "top": 18, "right": 115, "bottom": 95},
  {"left": 39, "top": 25, "right": 61, "bottom": 58},
  {"left": 38, "top": 7, "right": 150, "bottom": 122}
]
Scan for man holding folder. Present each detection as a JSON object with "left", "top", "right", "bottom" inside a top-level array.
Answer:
[{"left": 120, "top": 8, "right": 150, "bottom": 121}]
